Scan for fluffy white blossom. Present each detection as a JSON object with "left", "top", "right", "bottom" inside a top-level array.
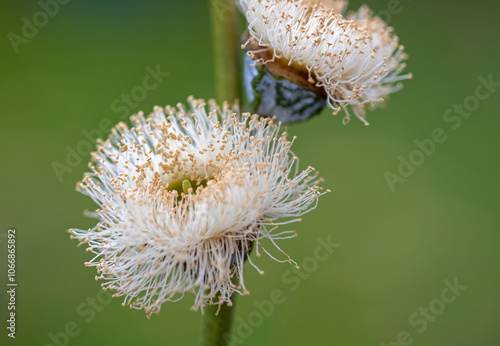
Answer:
[
  {"left": 70, "top": 97, "right": 326, "bottom": 316},
  {"left": 240, "top": 0, "right": 411, "bottom": 124}
]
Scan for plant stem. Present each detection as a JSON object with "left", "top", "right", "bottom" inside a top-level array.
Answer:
[
  {"left": 199, "top": 293, "right": 238, "bottom": 346},
  {"left": 199, "top": 2, "right": 241, "bottom": 345},
  {"left": 209, "top": 0, "right": 241, "bottom": 103}
]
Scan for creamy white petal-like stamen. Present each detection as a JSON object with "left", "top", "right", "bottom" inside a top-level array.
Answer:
[
  {"left": 240, "top": 0, "right": 411, "bottom": 124},
  {"left": 302, "top": 0, "right": 348, "bottom": 14},
  {"left": 70, "top": 97, "right": 326, "bottom": 316}
]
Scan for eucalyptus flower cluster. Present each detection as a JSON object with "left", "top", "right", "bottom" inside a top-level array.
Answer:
[{"left": 70, "top": 0, "right": 410, "bottom": 317}]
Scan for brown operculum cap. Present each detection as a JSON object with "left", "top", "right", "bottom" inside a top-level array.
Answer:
[{"left": 243, "top": 33, "right": 327, "bottom": 99}]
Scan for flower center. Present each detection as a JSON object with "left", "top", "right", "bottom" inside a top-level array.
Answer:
[{"left": 166, "top": 177, "right": 209, "bottom": 196}]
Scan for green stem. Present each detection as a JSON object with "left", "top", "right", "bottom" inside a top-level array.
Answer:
[
  {"left": 199, "top": 293, "right": 238, "bottom": 346},
  {"left": 209, "top": 0, "right": 241, "bottom": 103},
  {"left": 199, "top": 2, "right": 241, "bottom": 345}
]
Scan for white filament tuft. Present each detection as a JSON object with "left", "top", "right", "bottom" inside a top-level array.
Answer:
[
  {"left": 240, "top": 0, "right": 411, "bottom": 124},
  {"left": 70, "top": 97, "right": 326, "bottom": 316}
]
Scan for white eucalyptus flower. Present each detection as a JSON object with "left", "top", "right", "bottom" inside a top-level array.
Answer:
[
  {"left": 240, "top": 0, "right": 412, "bottom": 124},
  {"left": 70, "top": 97, "right": 326, "bottom": 316}
]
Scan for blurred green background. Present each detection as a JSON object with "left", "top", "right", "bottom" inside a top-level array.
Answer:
[{"left": 1, "top": 0, "right": 499, "bottom": 345}]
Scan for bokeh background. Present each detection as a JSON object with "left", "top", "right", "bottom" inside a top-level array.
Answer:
[{"left": 1, "top": 0, "right": 499, "bottom": 345}]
